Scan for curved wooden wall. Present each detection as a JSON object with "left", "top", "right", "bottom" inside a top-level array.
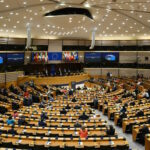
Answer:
[{"left": 17, "top": 73, "right": 90, "bottom": 85}]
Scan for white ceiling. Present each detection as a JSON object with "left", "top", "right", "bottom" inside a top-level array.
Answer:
[{"left": 0, "top": 0, "right": 150, "bottom": 40}]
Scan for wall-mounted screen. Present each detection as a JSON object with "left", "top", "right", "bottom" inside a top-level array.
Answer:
[
  {"left": 32, "top": 52, "right": 48, "bottom": 63},
  {"left": 84, "top": 52, "right": 101, "bottom": 63},
  {"left": 7, "top": 53, "right": 24, "bottom": 64},
  {"left": 102, "top": 52, "right": 119, "bottom": 62},
  {"left": 63, "top": 52, "right": 78, "bottom": 61},
  {"left": 48, "top": 52, "right": 62, "bottom": 61},
  {"left": 0, "top": 53, "right": 6, "bottom": 64}
]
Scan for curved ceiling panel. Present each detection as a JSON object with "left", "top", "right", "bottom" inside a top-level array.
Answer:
[
  {"left": 44, "top": 7, "right": 93, "bottom": 20},
  {"left": 0, "top": 0, "right": 150, "bottom": 40}
]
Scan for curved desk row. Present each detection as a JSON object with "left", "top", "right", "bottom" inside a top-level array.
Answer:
[{"left": 17, "top": 74, "right": 89, "bottom": 86}]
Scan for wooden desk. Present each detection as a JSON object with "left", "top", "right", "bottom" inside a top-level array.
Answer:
[
  {"left": 17, "top": 74, "right": 89, "bottom": 86},
  {"left": 0, "top": 134, "right": 129, "bottom": 149},
  {"left": 145, "top": 134, "right": 150, "bottom": 150}
]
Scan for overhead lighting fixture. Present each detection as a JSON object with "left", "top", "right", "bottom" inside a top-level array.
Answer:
[
  {"left": 60, "top": 3, "right": 65, "bottom": 6},
  {"left": 84, "top": 3, "right": 91, "bottom": 8},
  {"left": 44, "top": 7, "right": 93, "bottom": 20}
]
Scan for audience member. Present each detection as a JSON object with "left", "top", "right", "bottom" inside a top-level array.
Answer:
[
  {"left": 106, "top": 125, "right": 115, "bottom": 136},
  {"left": 13, "top": 111, "right": 18, "bottom": 119},
  {"left": 79, "top": 126, "right": 88, "bottom": 138},
  {"left": 38, "top": 118, "right": 47, "bottom": 127},
  {"left": 74, "top": 105, "right": 81, "bottom": 109},
  {"left": 7, "top": 125, "right": 17, "bottom": 135},
  {"left": 72, "top": 96, "right": 77, "bottom": 102},
  {"left": 7, "top": 116, "right": 15, "bottom": 125},
  {"left": 79, "top": 112, "right": 89, "bottom": 120},
  {"left": 74, "top": 120, "right": 81, "bottom": 128},
  {"left": 65, "top": 104, "right": 71, "bottom": 109},
  {"left": 136, "top": 109, "right": 144, "bottom": 117},
  {"left": 41, "top": 112, "right": 48, "bottom": 120},
  {"left": 60, "top": 108, "right": 67, "bottom": 115},
  {"left": 93, "top": 96, "right": 98, "bottom": 109},
  {"left": 18, "top": 115, "right": 28, "bottom": 126}
]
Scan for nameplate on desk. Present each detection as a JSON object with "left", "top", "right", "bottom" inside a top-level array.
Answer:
[
  {"left": 109, "top": 141, "right": 114, "bottom": 145},
  {"left": 79, "top": 142, "right": 83, "bottom": 145}
]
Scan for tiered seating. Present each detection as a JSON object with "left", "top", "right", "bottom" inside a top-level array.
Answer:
[
  {"left": 0, "top": 83, "right": 129, "bottom": 150},
  {"left": 89, "top": 77, "right": 150, "bottom": 146}
]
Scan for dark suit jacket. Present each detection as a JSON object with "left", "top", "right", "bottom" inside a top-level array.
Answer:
[
  {"left": 79, "top": 114, "right": 89, "bottom": 120},
  {"left": 60, "top": 109, "right": 67, "bottom": 115},
  {"left": 74, "top": 123, "right": 81, "bottom": 128},
  {"left": 72, "top": 98, "right": 77, "bottom": 102}
]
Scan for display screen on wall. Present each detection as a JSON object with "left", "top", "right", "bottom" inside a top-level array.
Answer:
[
  {"left": 7, "top": 53, "right": 24, "bottom": 64},
  {"left": 63, "top": 52, "right": 78, "bottom": 61},
  {"left": 48, "top": 52, "right": 62, "bottom": 61},
  {"left": 0, "top": 53, "right": 6, "bottom": 64},
  {"left": 32, "top": 52, "right": 48, "bottom": 63},
  {"left": 102, "top": 52, "right": 119, "bottom": 62},
  {"left": 84, "top": 52, "right": 101, "bottom": 63}
]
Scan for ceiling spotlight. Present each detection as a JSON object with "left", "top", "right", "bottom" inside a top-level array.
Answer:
[
  {"left": 60, "top": 3, "right": 65, "bottom": 6},
  {"left": 84, "top": 3, "right": 91, "bottom": 8}
]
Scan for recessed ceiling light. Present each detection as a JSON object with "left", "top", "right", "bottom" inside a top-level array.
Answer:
[
  {"left": 84, "top": 3, "right": 91, "bottom": 8},
  {"left": 60, "top": 3, "right": 65, "bottom": 6}
]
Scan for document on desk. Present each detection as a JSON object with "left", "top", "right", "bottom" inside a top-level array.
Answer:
[
  {"left": 47, "top": 131, "right": 51, "bottom": 135},
  {"left": 22, "top": 129, "right": 26, "bottom": 133},
  {"left": 109, "top": 141, "right": 114, "bottom": 145},
  {"left": 16, "top": 140, "right": 22, "bottom": 144},
  {"left": 46, "top": 141, "right": 51, "bottom": 145}
]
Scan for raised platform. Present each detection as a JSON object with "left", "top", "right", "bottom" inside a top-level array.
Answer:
[{"left": 17, "top": 73, "right": 90, "bottom": 86}]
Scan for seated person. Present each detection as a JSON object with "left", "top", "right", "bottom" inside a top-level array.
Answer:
[
  {"left": 83, "top": 85, "right": 87, "bottom": 90},
  {"left": 79, "top": 112, "right": 89, "bottom": 120},
  {"left": 48, "top": 95, "right": 54, "bottom": 102},
  {"left": 139, "top": 125, "right": 149, "bottom": 144},
  {"left": 77, "top": 86, "right": 81, "bottom": 90},
  {"left": 74, "top": 105, "right": 81, "bottom": 109},
  {"left": 104, "top": 100, "right": 108, "bottom": 105},
  {"left": 18, "top": 115, "right": 28, "bottom": 125},
  {"left": 7, "top": 125, "right": 17, "bottom": 135},
  {"left": 79, "top": 126, "right": 88, "bottom": 138},
  {"left": 72, "top": 96, "right": 77, "bottom": 102},
  {"left": 38, "top": 118, "right": 47, "bottom": 127},
  {"left": 41, "top": 112, "right": 48, "bottom": 120},
  {"left": 136, "top": 109, "right": 144, "bottom": 117},
  {"left": 120, "top": 106, "right": 127, "bottom": 113},
  {"left": 7, "top": 116, "right": 15, "bottom": 125},
  {"left": 147, "top": 118, "right": 150, "bottom": 124},
  {"left": 93, "top": 96, "right": 98, "bottom": 109},
  {"left": 13, "top": 111, "right": 18, "bottom": 119},
  {"left": 12, "top": 101, "right": 19, "bottom": 110},
  {"left": 116, "top": 99, "right": 122, "bottom": 104},
  {"left": 140, "top": 125, "right": 149, "bottom": 134},
  {"left": 65, "top": 104, "right": 71, "bottom": 109},
  {"left": 106, "top": 125, "right": 115, "bottom": 136},
  {"left": 74, "top": 120, "right": 81, "bottom": 128},
  {"left": 39, "top": 101, "right": 45, "bottom": 108},
  {"left": 60, "top": 108, "right": 67, "bottom": 115},
  {"left": 69, "top": 89, "right": 73, "bottom": 96},
  {"left": 129, "top": 101, "right": 135, "bottom": 106}
]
